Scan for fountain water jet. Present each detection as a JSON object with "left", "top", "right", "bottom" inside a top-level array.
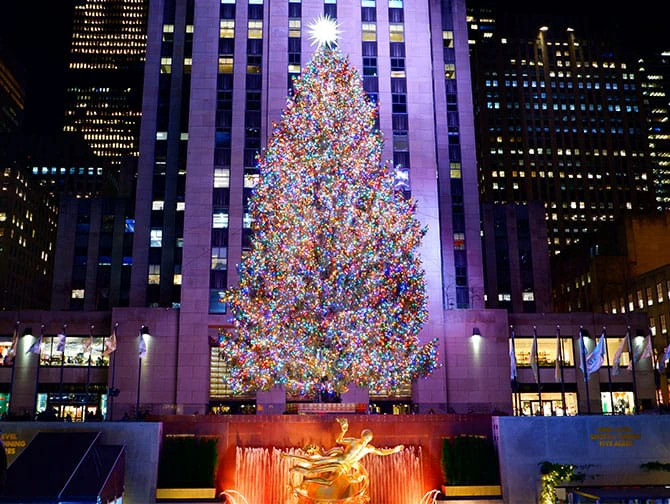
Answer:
[{"left": 232, "top": 445, "right": 425, "bottom": 504}]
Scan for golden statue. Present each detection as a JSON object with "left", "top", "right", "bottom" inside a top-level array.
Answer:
[{"left": 283, "top": 418, "right": 404, "bottom": 503}]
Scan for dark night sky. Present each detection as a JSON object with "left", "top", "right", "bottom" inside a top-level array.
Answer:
[{"left": 0, "top": 1, "right": 666, "bottom": 135}]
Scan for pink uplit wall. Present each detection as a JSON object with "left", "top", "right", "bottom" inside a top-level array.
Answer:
[{"left": 156, "top": 413, "right": 494, "bottom": 493}]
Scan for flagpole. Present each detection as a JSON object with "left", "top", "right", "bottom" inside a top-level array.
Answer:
[
  {"left": 33, "top": 324, "right": 45, "bottom": 419},
  {"left": 602, "top": 327, "right": 615, "bottom": 415},
  {"left": 8, "top": 321, "right": 19, "bottom": 413},
  {"left": 58, "top": 324, "right": 67, "bottom": 403},
  {"left": 579, "top": 326, "right": 591, "bottom": 415},
  {"left": 648, "top": 330, "right": 660, "bottom": 408},
  {"left": 510, "top": 325, "right": 519, "bottom": 415},
  {"left": 85, "top": 324, "right": 93, "bottom": 418},
  {"left": 533, "top": 326, "right": 543, "bottom": 415},
  {"left": 626, "top": 326, "right": 639, "bottom": 414},
  {"left": 108, "top": 322, "right": 118, "bottom": 421},
  {"left": 136, "top": 330, "right": 142, "bottom": 420},
  {"left": 557, "top": 325, "right": 566, "bottom": 415}
]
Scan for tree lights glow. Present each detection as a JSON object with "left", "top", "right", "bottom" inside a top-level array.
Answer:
[{"left": 220, "top": 45, "right": 438, "bottom": 397}]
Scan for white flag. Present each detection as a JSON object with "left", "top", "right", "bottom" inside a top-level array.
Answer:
[
  {"left": 611, "top": 337, "right": 628, "bottom": 376},
  {"left": 660, "top": 344, "right": 670, "bottom": 372},
  {"left": 6, "top": 328, "right": 18, "bottom": 364},
  {"left": 530, "top": 329, "right": 539, "bottom": 384},
  {"left": 138, "top": 335, "right": 147, "bottom": 359},
  {"left": 56, "top": 332, "right": 66, "bottom": 353},
  {"left": 640, "top": 334, "right": 653, "bottom": 361},
  {"left": 586, "top": 336, "right": 606, "bottom": 375},
  {"left": 27, "top": 335, "right": 42, "bottom": 355},
  {"left": 83, "top": 335, "right": 93, "bottom": 354},
  {"left": 509, "top": 338, "right": 517, "bottom": 381},
  {"left": 554, "top": 330, "right": 562, "bottom": 383},
  {"left": 103, "top": 331, "right": 117, "bottom": 357}
]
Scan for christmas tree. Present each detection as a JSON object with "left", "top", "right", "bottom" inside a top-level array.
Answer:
[{"left": 221, "top": 32, "right": 437, "bottom": 397}]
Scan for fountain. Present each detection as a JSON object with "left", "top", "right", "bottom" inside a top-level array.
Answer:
[{"left": 229, "top": 418, "right": 426, "bottom": 504}]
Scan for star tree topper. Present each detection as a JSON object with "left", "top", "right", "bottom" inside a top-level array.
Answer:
[{"left": 308, "top": 14, "right": 341, "bottom": 48}]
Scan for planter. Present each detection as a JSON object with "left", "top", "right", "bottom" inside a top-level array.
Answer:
[
  {"left": 156, "top": 487, "right": 217, "bottom": 500},
  {"left": 441, "top": 485, "right": 502, "bottom": 498}
]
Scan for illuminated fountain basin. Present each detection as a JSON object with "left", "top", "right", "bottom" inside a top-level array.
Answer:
[{"left": 232, "top": 445, "right": 425, "bottom": 504}]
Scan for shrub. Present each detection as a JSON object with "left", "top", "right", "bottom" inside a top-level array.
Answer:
[{"left": 157, "top": 436, "right": 219, "bottom": 488}]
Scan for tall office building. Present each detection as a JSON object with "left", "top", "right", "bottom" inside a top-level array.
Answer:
[
  {"left": 63, "top": 0, "right": 148, "bottom": 174},
  {"left": 640, "top": 51, "right": 670, "bottom": 210},
  {"left": 128, "top": 0, "right": 485, "bottom": 412},
  {"left": 469, "top": 12, "right": 656, "bottom": 255},
  {"left": 0, "top": 44, "right": 24, "bottom": 133}
]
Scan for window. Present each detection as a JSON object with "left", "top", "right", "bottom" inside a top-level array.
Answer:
[
  {"left": 647, "top": 287, "right": 654, "bottom": 306},
  {"left": 71, "top": 289, "right": 85, "bottom": 299},
  {"left": 522, "top": 292, "right": 535, "bottom": 302},
  {"left": 148, "top": 264, "right": 160, "bottom": 284},
  {"left": 513, "top": 337, "right": 574, "bottom": 367},
  {"left": 389, "top": 24, "right": 404, "bottom": 42},
  {"left": 515, "top": 392, "right": 578, "bottom": 416},
  {"left": 637, "top": 289, "right": 644, "bottom": 309},
  {"left": 150, "top": 229, "right": 163, "bottom": 247},
  {"left": 661, "top": 314, "right": 668, "bottom": 334},
  {"left": 220, "top": 20, "right": 235, "bottom": 38},
  {"left": 218, "top": 57, "right": 234, "bottom": 74},
  {"left": 212, "top": 247, "right": 227, "bottom": 270},
  {"left": 657, "top": 282, "right": 664, "bottom": 303},
  {"left": 39, "top": 336, "right": 110, "bottom": 367},
  {"left": 214, "top": 168, "right": 230, "bottom": 188},
  {"left": 213, "top": 212, "right": 229, "bottom": 228},
  {"left": 248, "top": 20, "right": 263, "bottom": 39},
  {"left": 362, "top": 23, "right": 376, "bottom": 41}
]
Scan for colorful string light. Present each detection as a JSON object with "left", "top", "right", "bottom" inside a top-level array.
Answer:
[{"left": 221, "top": 46, "right": 438, "bottom": 397}]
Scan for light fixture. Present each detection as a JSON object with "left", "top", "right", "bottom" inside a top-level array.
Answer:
[
  {"left": 566, "top": 27, "right": 574, "bottom": 32},
  {"left": 140, "top": 325, "right": 151, "bottom": 338},
  {"left": 472, "top": 327, "right": 482, "bottom": 338},
  {"left": 539, "top": 26, "right": 549, "bottom": 32}
]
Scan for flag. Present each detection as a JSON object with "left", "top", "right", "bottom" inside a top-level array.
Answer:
[
  {"left": 586, "top": 335, "right": 606, "bottom": 375},
  {"left": 27, "top": 334, "right": 42, "bottom": 355},
  {"left": 56, "top": 332, "right": 66, "bottom": 353},
  {"left": 138, "top": 334, "right": 147, "bottom": 359},
  {"left": 530, "top": 328, "right": 539, "bottom": 384},
  {"left": 554, "top": 328, "right": 562, "bottom": 383},
  {"left": 509, "top": 338, "right": 517, "bottom": 381},
  {"left": 611, "top": 336, "right": 628, "bottom": 376},
  {"left": 103, "top": 330, "right": 117, "bottom": 357},
  {"left": 83, "top": 335, "right": 93, "bottom": 354},
  {"left": 6, "top": 328, "right": 18, "bottom": 364},
  {"left": 640, "top": 334, "right": 653, "bottom": 361},
  {"left": 659, "top": 344, "right": 670, "bottom": 372}
]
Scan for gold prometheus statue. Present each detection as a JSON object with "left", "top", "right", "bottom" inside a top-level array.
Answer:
[{"left": 282, "top": 418, "right": 404, "bottom": 503}]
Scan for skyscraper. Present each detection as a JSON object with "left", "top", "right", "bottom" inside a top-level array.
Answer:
[
  {"left": 129, "top": 0, "right": 485, "bottom": 412},
  {"left": 640, "top": 51, "right": 670, "bottom": 210},
  {"left": 63, "top": 0, "right": 148, "bottom": 174},
  {"left": 469, "top": 11, "right": 656, "bottom": 254},
  {"left": 0, "top": 44, "right": 24, "bottom": 133}
]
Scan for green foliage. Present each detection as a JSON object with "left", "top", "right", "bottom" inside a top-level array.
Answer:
[
  {"left": 157, "top": 436, "right": 219, "bottom": 488},
  {"left": 640, "top": 461, "right": 670, "bottom": 472},
  {"left": 441, "top": 435, "right": 500, "bottom": 485},
  {"left": 538, "top": 461, "right": 584, "bottom": 504}
]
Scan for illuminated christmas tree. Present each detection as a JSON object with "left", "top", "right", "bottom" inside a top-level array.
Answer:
[{"left": 221, "top": 27, "right": 437, "bottom": 397}]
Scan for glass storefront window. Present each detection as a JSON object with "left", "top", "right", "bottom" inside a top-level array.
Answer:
[
  {"left": 0, "top": 340, "right": 13, "bottom": 366},
  {"left": 601, "top": 391, "right": 635, "bottom": 415},
  {"left": 39, "top": 337, "right": 110, "bottom": 367},
  {"left": 514, "top": 392, "right": 578, "bottom": 416},
  {"left": 0, "top": 392, "right": 10, "bottom": 416},
  {"left": 513, "top": 338, "right": 574, "bottom": 367}
]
